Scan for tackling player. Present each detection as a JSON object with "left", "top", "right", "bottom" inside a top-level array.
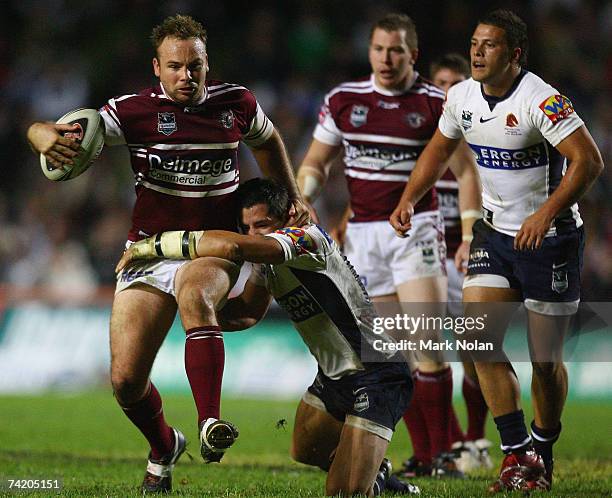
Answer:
[
  {"left": 26, "top": 15, "right": 308, "bottom": 493},
  {"left": 296, "top": 13, "right": 480, "bottom": 478},
  {"left": 390, "top": 9, "right": 604, "bottom": 492},
  {"left": 116, "top": 178, "right": 420, "bottom": 497}
]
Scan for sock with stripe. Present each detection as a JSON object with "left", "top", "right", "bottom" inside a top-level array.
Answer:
[
  {"left": 185, "top": 326, "right": 225, "bottom": 424},
  {"left": 120, "top": 383, "right": 174, "bottom": 460},
  {"left": 494, "top": 409, "right": 532, "bottom": 454},
  {"left": 531, "top": 420, "right": 561, "bottom": 465}
]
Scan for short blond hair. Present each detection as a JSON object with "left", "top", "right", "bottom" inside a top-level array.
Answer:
[{"left": 151, "top": 14, "right": 207, "bottom": 56}]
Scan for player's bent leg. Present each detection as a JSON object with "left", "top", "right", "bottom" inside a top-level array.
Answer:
[
  {"left": 325, "top": 423, "right": 388, "bottom": 497},
  {"left": 110, "top": 285, "right": 184, "bottom": 492},
  {"left": 110, "top": 284, "right": 177, "bottom": 405},
  {"left": 175, "top": 257, "right": 242, "bottom": 463},
  {"left": 291, "top": 398, "right": 343, "bottom": 471}
]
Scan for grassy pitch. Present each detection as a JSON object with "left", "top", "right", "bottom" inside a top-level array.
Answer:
[{"left": 0, "top": 392, "right": 610, "bottom": 497}]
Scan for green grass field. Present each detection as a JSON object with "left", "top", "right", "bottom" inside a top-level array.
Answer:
[{"left": 0, "top": 392, "right": 610, "bottom": 497}]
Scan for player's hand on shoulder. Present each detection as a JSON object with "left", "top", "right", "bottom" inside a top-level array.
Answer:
[
  {"left": 514, "top": 211, "right": 553, "bottom": 251},
  {"left": 115, "top": 237, "right": 157, "bottom": 274},
  {"left": 27, "top": 122, "right": 82, "bottom": 169},
  {"left": 389, "top": 201, "right": 415, "bottom": 238},
  {"left": 288, "top": 198, "right": 312, "bottom": 226}
]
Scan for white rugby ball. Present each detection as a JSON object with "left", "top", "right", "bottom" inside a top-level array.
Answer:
[{"left": 40, "top": 108, "right": 105, "bottom": 181}]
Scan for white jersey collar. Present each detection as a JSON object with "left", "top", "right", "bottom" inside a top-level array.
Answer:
[{"left": 370, "top": 71, "right": 418, "bottom": 96}]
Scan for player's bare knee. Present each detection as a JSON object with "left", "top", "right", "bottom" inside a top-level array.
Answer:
[
  {"left": 111, "top": 374, "right": 147, "bottom": 405},
  {"left": 176, "top": 283, "right": 217, "bottom": 323},
  {"left": 532, "top": 361, "right": 564, "bottom": 379}
]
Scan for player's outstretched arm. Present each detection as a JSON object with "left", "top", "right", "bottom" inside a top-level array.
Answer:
[
  {"left": 250, "top": 129, "right": 310, "bottom": 226},
  {"left": 115, "top": 230, "right": 286, "bottom": 273},
  {"left": 26, "top": 122, "right": 82, "bottom": 169},
  {"left": 389, "top": 129, "right": 461, "bottom": 236},
  {"left": 296, "top": 139, "right": 343, "bottom": 223},
  {"left": 514, "top": 126, "right": 604, "bottom": 251},
  {"left": 448, "top": 141, "right": 482, "bottom": 271},
  {"left": 217, "top": 281, "right": 273, "bottom": 331}
]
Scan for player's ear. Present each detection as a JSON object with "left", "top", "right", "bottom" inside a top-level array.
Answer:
[
  {"left": 153, "top": 57, "right": 161, "bottom": 77},
  {"left": 510, "top": 47, "right": 521, "bottom": 66},
  {"left": 410, "top": 48, "right": 419, "bottom": 65}
]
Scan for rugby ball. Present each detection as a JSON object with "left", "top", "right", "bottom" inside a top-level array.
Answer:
[{"left": 40, "top": 108, "right": 105, "bottom": 181}]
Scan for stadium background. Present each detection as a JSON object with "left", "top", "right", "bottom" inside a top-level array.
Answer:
[{"left": 0, "top": 2, "right": 610, "bottom": 495}]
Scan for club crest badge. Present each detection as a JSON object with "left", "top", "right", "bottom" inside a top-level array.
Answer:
[
  {"left": 552, "top": 263, "right": 569, "bottom": 294},
  {"left": 219, "top": 110, "right": 235, "bottom": 129},
  {"left": 461, "top": 110, "right": 473, "bottom": 131},
  {"left": 405, "top": 112, "right": 426, "bottom": 128},
  {"left": 157, "top": 112, "right": 177, "bottom": 136},
  {"left": 350, "top": 105, "right": 369, "bottom": 128},
  {"left": 353, "top": 392, "right": 370, "bottom": 412}
]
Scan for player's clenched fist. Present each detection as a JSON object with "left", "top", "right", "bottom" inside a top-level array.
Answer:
[
  {"left": 389, "top": 201, "right": 415, "bottom": 238},
  {"left": 27, "top": 122, "right": 81, "bottom": 169}
]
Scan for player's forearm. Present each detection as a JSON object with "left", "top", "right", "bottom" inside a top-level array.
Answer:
[
  {"left": 251, "top": 129, "right": 301, "bottom": 200},
  {"left": 455, "top": 164, "right": 482, "bottom": 240}
]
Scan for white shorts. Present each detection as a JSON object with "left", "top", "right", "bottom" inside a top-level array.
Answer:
[
  {"left": 343, "top": 213, "right": 446, "bottom": 297},
  {"left": 116, "top": 258, "right": 188, "bottom": 296},
  {"left": 446, "top": 258, "right": 465, "bottom": 317}
]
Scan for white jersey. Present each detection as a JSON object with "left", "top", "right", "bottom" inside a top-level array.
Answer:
[
  {"left": 249, "top": 224, "right": 397, "bottom": 380},
  {"left": 439, "top": 70, "right": 584, "bottom": 237}
]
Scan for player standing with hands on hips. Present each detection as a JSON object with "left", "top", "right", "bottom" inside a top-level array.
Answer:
[
  {"left": 26, "top": 14, "right": 308, "bottom": 494},
  {"left": 390, "top": 9, "right": 603, "bottom": 493}
]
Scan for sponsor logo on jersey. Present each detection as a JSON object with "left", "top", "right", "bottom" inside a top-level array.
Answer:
[
  {"left": 461, "top": 110, "right": 473, "bottom": 131},
  {"left": 405, "top": 112, "right": 426, "bottom": 128},
  {"left": 468, "top": 142, "right": 548, "bottom": 170},
  {"left": 157, "top": 112, "right": 177, "bottom": 136},
  {"left": 539, "top": 94, "right": 575, "bottom": 124},
  {"left": 275, "top": 227, "right": 317, "bottom": 256},
  {"left": 276, "top": 286, "right": 322, "bottom": 322},
  {"left": 506, "top": 113, "right": 519, "bottom": 127},
  {"left": 147, "top": 153, "right": 235, "bottom": 182},
  {"left": 378, "top": 100, "right": 400, "bottom": 109},
  {"left": 219, "top": 110, "right": 235, "bottom": 129},
  {"left": 350, "top": 105, "right": 369, "bottom": 127},
  {"left": 344, "top": 143, "right": 419, "bottom": 165},
  {"left": 552, "top": 262, "right": 568, "bottom": 293},
  {"left": 353, "top": 392, "right": 370, "bottom": 412}
]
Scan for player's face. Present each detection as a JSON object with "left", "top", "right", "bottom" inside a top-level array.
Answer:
[
  {"left": 369, "top": 28, "right": 417, "bottom": 91},
  {"left": 432, "top": 68, "right": 466, "bottom": 93},
  {"left": 470, "top": 24, "right": 515, "bottom": 85},
  {"left": 153, "top": 36, "right": 208, "bottom": 105},
  {"left": 241, "top": 203, "right": 285, "bottom": 236}
]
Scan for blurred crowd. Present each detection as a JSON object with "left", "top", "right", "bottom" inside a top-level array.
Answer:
[{"left": 1, "top": 0, "right": 610, "bottom": 301}]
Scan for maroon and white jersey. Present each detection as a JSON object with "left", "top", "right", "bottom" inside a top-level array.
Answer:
[
  {"left": 100, "top": 81, "right": 273, "bottom": 240},
  {"left": 436, "top": 170, "right": 461, "bottom": 258},
  {"left": 314, "top": 73, "right": 443, "bottom": 222}
]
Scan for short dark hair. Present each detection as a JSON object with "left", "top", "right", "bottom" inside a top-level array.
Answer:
[
  {"left": 236, "top": 178, "right": 290, "bottom": 222},
  {"left": 478, "top": 9, "right": 528, "bottom": 66},
  {"left": 430, "top": 53, "right": 470, "bottom": 79},
  {"left": 151, "top": 14, "right": 207, "bottom": 56},
  {"left": 370, "top": 13, "right": 418, "bottom": 50}
]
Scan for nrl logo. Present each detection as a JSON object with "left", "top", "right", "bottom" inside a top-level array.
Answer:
[
  {"left": 157, "top": 112, "right": 177, "bottom": 136},
  {"left": 350, "top": 105, "right": 369, "bottom": 128},
  {"left": 552, "top": 263, "right": 568, "bottom": 294},
  {"left": 219, "top": 110, "right": 235, "bottom": 129},
  {"left": 461, "top": 110, "right": 473, "bottom": 131}
]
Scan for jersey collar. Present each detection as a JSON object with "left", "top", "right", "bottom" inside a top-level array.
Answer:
[
  {"left": 370, "top": 71, "right": 418, "bottom": 96},
  {"left": 480, "top": 69, "right": 527, "bottom": 111}
]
